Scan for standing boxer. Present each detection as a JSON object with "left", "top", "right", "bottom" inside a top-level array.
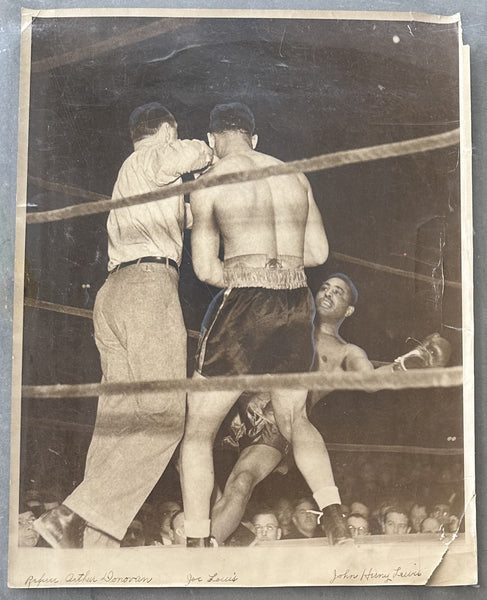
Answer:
[{"left": 180, "top": 102, "right": 355, "bottom": 546}]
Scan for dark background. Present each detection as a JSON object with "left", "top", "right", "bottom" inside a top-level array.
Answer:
[{"left": 19, "top": 16, "right": 464, "bottom": 503}]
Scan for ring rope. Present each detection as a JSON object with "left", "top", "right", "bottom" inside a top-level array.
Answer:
[
  {"left": 21, "top": 365, "right": 462, "bottom": 399},
  {"left": 331, "top": 251, "right": 461, "bottom": 290},
  {"left": 31, "top": 19, "right": 197, "bottom": 74},
  {"left": 26, "top": 128, "right": 460, "bottom": 225},
  {"left": 24, "top": 297, "right": 94, "bottom": 320},
  {"left": 324, "top": 442, "right": 462, "bottom": 456},
  {"left": 28, "top": 178, "right": 110, "bottom": 203},
  {"left": 23, "top": 297, "right": 201, "bottom": 338},
  {"left": 26, "top": 416, "right": 463, "bottom": 456}
]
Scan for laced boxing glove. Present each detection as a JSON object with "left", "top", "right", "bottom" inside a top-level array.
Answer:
[{"left": 392, "top": 333, "right": 451, "bottom": 371}]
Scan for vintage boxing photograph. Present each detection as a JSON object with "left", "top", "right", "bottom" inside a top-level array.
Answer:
[{"left": 9, "top": 7, "right": 476, "bottom": 587}]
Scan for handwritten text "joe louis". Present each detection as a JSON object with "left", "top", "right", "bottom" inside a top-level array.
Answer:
[{"left": 186, "top": 572, "right": 239, "bottom": 586}]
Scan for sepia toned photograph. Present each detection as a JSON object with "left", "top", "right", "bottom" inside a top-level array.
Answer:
[{"left": 9, "top": 7, "right": 476, "bottom": 588}]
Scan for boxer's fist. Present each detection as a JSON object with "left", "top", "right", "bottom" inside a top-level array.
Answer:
[{"left": 393, "top": 333, "right": 451, "bottom": 370}]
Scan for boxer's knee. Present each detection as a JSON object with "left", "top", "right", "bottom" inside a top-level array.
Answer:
[{"left": 226, "top": 470, "right": 256, "bottom": 501}]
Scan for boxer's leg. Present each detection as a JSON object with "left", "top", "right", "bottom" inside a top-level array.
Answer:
[
  {"left": 180, "top": 384, "right": 241, "bottom": 542},
  {"left": 270, "top": 389, "right": 336, "bottom": 492},
  {"left": 270, "top": 389, "right": 350, "bottom": 544},
  {"left": 211, "top": 444, "right": 282, "bottom": 544}
]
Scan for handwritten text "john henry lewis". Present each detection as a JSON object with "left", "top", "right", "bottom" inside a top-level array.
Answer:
[{"left": 330, "top": 566, "right": 423, "bottom": 584}]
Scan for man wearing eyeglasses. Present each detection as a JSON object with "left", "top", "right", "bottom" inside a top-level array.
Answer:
[
  {"left": 346, "top": 513, "right": 370, "bottom": 538},
  {"left": 251, "top": 510, "right": 281, "bottom": 544}
]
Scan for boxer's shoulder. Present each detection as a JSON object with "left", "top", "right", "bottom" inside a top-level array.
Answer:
[{"left": 343, "top": 343, "right": 374, "bottom": 372}]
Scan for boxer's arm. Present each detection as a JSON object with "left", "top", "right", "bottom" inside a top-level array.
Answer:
[
  {"left": 344, "top": 345, "right": 375, "bottom": 372},
  {"left": 191, "top": 190, "right": 225, "bottom": 287},
  {"left": 303, "top": 181, "right": 328, "bottom": 267},
  {"left": 377, "top": 333, "right": 452, "bottom": 372}
]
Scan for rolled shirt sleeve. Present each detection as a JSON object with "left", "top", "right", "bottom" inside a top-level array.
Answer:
[{"left": 154, "top": 140, "right": 213, "bottom": 185}]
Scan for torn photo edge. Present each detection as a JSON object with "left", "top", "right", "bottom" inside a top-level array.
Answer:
[{"left": 8, "top": 6, "right": 476, "bottom": 588}]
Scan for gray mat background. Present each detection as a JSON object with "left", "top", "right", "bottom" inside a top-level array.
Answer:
[{"left": 0, "top": 0, "right": 485, "bottom": 597}]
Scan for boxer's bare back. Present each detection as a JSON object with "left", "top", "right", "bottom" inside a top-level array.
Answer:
[
  {"left": 211, "top": 151, "right": 308, "bottom": 259},
  {"left": 191, "top": 144, "right": 327, "bottom": 287}
]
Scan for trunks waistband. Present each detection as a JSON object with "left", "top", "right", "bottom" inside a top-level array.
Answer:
[{"left": 223, "top": 254, "right": 307, "bottom": 289}]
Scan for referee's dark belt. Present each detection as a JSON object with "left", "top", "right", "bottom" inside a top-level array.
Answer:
[{"left": 109, "top": 256, "right": 179, "bottom": 274}]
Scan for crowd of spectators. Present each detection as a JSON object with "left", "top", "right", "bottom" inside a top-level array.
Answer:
[{"left": 18, "top": 452, "right": 463, "bottom": 547}]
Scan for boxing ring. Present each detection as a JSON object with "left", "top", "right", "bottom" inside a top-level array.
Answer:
[
  {"left": 20, "top": 128, "right": 465, "bottom": 453},
  {"left": 13, "top": 122, "right": 475, "bottom": 588},
  {"left": 22, "top": 126, "right": 462, "bottom": 402}
]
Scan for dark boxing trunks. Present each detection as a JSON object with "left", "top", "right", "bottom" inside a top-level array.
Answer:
[
  {"left": 195, "top": 286, "right": 315, "bottom": 377},
  {"left": 222, "top": 392, "right": 290, "bottom": 456}
]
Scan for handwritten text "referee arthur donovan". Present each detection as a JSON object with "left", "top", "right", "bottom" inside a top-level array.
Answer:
[{"left": 25, "top": 571, "right": 153, "bottom": 587}]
